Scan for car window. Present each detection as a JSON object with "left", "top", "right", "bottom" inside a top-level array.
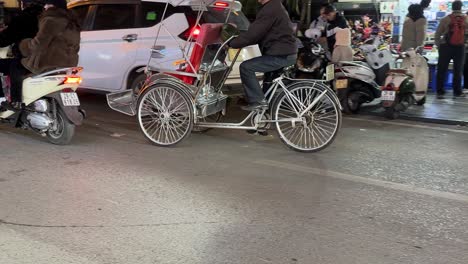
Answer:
[
  {"left": 70, "top": 5, "right": 89, "bottom": 29},
  {"left": 93, "top": 4, "right": 137, "bottom": 31},
  {"left": 140, "top": 2, "right": 172, "bottom": 27}
]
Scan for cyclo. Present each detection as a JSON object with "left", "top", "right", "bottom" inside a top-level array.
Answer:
[{"left": 107, "top": 0, "right": 342, "bottom": 152}]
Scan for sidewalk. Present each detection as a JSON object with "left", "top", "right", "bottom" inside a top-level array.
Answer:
[{"left": 361, "top": 93, "right": 468, "bottom": 126}]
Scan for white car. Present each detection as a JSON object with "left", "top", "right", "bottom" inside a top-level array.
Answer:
[{"left": 67, "top": 0, "right": 261, "bottom": 93}]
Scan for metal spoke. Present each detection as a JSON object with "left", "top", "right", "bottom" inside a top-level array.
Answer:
[{"left": 138, "top": 86, "right": 193, "bottom": 146}]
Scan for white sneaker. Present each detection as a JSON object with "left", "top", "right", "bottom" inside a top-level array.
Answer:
[{"left": 0, "top": 97, "right": 6, "bottom": 104}]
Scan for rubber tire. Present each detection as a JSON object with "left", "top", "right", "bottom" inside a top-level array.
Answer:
[
  {"left": 384, "top": 107, "right": 400, "bottom": 120},
  {"left": 341, "top": 90, "right": 362, "bottom": 114},
  {"left": 130, "top": 73, "right": 147, "bottom": 96},
  {"left": 46, "top": 107, "right": 75, "bottom": 145},
  {"left": 416, "top": 95, "right": 426, "bottom": 106},
  {"left": 137, "top": 85, "right": 194, "bottom": 147},
  {"left": 272, "top": 85, "right": 342, "bottom": 153}
]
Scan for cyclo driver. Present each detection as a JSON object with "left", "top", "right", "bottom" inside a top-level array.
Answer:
[{"left": 228, "top": 0, "right": 297, "bottom": 111}]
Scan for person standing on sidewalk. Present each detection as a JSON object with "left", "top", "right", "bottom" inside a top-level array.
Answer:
[
  {"left": 401, "top": 3, "right": 427, "bottom": 51},
  {"left": 323, "top": 4, "right": 348, "bottom": 54},
  {"left": 434, "top": 0, "right": 468, "bottom": 99}
]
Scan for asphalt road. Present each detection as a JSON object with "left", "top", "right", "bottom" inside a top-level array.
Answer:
[{"left": 1, "top": 93, "right": 467, "bottom": 264}]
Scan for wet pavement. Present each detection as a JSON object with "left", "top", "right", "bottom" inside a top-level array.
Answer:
[{"left": 0, "top": 93, "right": 467, "bottom": 264}]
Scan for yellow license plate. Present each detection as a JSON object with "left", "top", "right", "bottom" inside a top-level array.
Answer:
[
  {"left": 325, "top": 64, "right": 334, "bottom": 81},
  {"left": 336, "top": 79, "right": 348, "bottom": 89},
  {"left": 228, "top": 48, "right": 241, "bottom": 62}
]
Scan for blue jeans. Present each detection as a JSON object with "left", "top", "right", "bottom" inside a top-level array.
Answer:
[{"left": 240, "top": 54, "right": 297, "bottom": 103}]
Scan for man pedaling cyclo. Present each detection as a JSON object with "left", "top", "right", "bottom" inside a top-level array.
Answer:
[{"left": 227, "top": 0, "right": 297, "bottom": 111}]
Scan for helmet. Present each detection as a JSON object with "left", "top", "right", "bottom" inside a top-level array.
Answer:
[{"left": 305, "top": 28, "right": 321, "bottom": 41}]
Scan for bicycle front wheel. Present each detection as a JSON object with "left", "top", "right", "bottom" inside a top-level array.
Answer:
[{"left": 273, "top": 84, "right": 341, "bottom": 152}]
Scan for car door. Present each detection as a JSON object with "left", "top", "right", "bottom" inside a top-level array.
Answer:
[{"left": 77, "top": 4, "right": 139, "bottom": 91}]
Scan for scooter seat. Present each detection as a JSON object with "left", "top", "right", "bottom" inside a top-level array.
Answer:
[{"left": 386, "top": 68, "right": 413, "bottom": 78}]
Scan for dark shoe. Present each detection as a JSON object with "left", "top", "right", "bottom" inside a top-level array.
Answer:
[
  {"left": 453, "top": 93, "right": 467, "bottom": 98},
  {"left": 437, "top": 94, "right": 445, "bottom": 99},
  {"left": 240, "top": 100, "right": 268, "bottom": 111}
]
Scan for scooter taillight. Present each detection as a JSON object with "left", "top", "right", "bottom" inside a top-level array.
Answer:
[
  {"left": 62, "top": 88, "right": 75, "bottom": 93},
  {"left": 382, "top": 83, "right": 398, "bottom": 91},
  {"left": 62, "top": 76, "right": 82, "bottom": 85}
]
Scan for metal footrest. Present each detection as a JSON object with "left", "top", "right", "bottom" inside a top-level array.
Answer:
[{"left": 106, "top": 89, "right": 137, "bottom": 116}]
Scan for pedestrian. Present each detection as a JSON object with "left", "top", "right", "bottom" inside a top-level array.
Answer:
[
  {"left": 434, "top": 0, "right": 468, "bottom": 99},
  {"left": 304, "top": 4, "right": 329, "bottom": 51},
  {"left": 323, "top": 4, "right": 348, "bottom": 53},
  {"left": 331, "top": 28, "right": 353, "bottom": 63},
  {"left": 401, "top": 3, "right": 427, "bottom": 51},
  {"left": 464, "top": 10, "right": 468, "bottom": 91}
]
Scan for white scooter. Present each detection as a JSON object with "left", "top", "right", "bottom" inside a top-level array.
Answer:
[
  {"left": 334, "top": 36, "right": 393, "bottom": 113},
  {"left": 382, "top": 47, "right": 428, "bottom": 119},
  {"left": 400, "top": 48, "right": 429, "bottom": 105},
  {"left": 0, "top": 67, "right": 85, "bottom": 144}
]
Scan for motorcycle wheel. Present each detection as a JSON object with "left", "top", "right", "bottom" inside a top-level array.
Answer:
[
  {"left": 342, "top": 91, "right": 362, "bottom": 114},
  {"left": 47, "top": 107, "right": 75, "bottom": 145},
  {"left": 416, "top": 96, "right": 426, "bottom": 106},
  {"left": 384, "top": 107, "right": 400, "bottom": 120}
]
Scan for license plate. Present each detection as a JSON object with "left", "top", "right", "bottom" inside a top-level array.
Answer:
[
  {"left": 60, "top": 92, "right": 80, "bottom": 106},
  {"left": 228, "top": 48, "right": 241, "bottom": 62},
  {"left": 335, "top": 79, "right": 348, "bottom": 89},
  {"left": 325, "top": 64, "right": 334, "bottom": 81},
  {"left": 381, "top": 90, "right": 396, "bottom": 101}
]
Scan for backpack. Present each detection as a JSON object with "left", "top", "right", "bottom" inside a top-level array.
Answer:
[{"left": 446, "top": 14, "right": 466, "bottom": 46}]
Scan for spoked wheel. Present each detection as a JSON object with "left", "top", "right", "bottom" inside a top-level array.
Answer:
[
  {"left": 273, "top": 85, "right": 341, "bottom": 152},
  {"left": 137, "top": 85, "right": 193, "bottom": 146}
]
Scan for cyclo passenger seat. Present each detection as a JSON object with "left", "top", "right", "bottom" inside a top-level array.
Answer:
[{"left": 179, "top": 23, "right": 224, "bottom": 84}]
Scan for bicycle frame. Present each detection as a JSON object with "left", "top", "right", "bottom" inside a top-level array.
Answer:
[{"left": 195, "top": 73, "right": 334, "bottom": 130}]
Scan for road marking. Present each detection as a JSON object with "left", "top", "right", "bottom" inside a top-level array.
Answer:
[
  {"left": 345, "top": 117, "right": 468, "bottom": 134},
  {"left": 255, "top": 159, "right": 468, "bottom": 204}
]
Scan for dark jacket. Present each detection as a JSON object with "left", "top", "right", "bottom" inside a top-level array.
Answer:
[
  {"left": 0, "top": 5, "right": 43, "bottom": 57},
  {"left": 326, "top": 13, "right": 348, "bottom": 52},
  {"left": 229, "top": 0, "right": 297, "bottom": 56},
  {"left": 19, "top": 7, "right": 81, "bottom": 74}
]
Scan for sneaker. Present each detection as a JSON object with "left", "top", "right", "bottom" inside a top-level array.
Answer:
[
  {"left": 0, "top": 97, "right": 5, "bottom": 104},
  {"left": 437, "top": 94, "right": 445, "bottom": 99},
  {"left": 240, "top": 100, "right": 268, "bottom": 111},
  {"left": 453, "top": 93, "right": 467, "bottom": 98}
]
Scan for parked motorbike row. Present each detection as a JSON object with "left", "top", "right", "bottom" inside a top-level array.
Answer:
[{"left": 295, "top": 36, "right": 429, "bottom": 119}]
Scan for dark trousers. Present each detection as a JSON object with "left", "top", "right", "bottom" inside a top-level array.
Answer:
[
  {"left": 436, "top": 44, "right": 465, "bottom": 96},
  {"left": 464, "top": 53, "right": 468, "bottom": 89},
  {"left": 0, "top": 58, "right": 30, "bottom": 101},
  {"left": 239, "top": 54, "right": 297, "bottom": 103}
]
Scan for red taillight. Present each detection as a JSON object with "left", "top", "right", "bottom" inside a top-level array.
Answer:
[
  {"left": 383, "top": 83, "right": 398, "bottom": 91},
  {"left": 214, "top": 2, "right": 229, "bottom": 7},
  {"left": 192, "top": 27, "right": 200, "bottom": 36},
  {"left": 63, "top": 76, "right": 82, "bottom": 85},
  {"left": 179, "top": 25, "right": 201, "bottom": 41},
  {"left": 62, "top": 88, "right": 74, "bottom": 93}
]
